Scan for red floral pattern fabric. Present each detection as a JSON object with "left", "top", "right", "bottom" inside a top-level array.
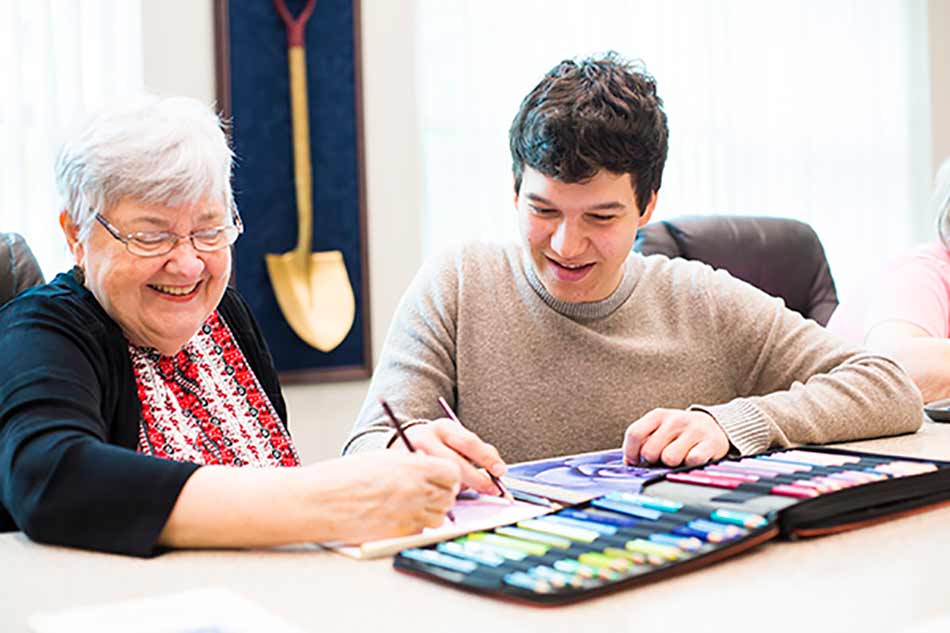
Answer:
[{"left": 132, "top": 312, "right": 300, "bottom": 467}]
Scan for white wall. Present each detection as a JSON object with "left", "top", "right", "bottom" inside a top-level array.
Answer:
[{"left": 142, "top": 0, "right": 423, "bottom": 461}]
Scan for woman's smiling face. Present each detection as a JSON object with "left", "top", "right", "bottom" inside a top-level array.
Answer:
[{"left": 63, "top": 197, "right": 232, "bottom": 355}]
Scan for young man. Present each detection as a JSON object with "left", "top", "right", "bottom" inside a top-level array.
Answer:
[{"left": 343, "top": 53, "right": 922, "bottom": 492}]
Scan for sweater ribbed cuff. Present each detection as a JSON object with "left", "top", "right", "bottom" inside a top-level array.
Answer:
[{"left": 689, "top": 400, "right": 771, "bottom": 456}]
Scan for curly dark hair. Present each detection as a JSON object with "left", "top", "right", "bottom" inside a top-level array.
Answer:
[{"left": 509, "top": 52, "right": 669, "bottom": 215}]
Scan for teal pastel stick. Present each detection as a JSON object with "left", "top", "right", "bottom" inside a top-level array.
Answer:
[{"left": 710, "top": 508, "right": 768, "bottom": 529}]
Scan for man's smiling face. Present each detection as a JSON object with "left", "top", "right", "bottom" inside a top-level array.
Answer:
[{"left": 516, "top": 166, "right": 656, "bottom": 303}]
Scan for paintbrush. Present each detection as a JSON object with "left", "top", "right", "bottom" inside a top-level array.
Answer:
[
  {"left": 380, "top": 398, "right": 456, "bottom": 523},
  {"left": 437, "top": 396, "right": 515, "bottom": 503}
]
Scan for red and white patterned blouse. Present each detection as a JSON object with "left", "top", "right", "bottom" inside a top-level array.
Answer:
[{"left": 131, "top": 311, "right": 300, "bottom": 468}]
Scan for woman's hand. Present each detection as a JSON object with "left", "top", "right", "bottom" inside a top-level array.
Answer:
[
  {"left": 392, "top": 419, "right": 507, "bottom": 494},
  {"left": 623, "top": 408, "right": 730, "bottom": 467},
  {"left": 158, "top": 451, "right": 462, "bottom": 549},
  {"left": 300, "top": 450, "right": 462, "bottom": 542}
]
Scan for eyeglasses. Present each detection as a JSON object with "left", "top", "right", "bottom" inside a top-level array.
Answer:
[{"left": 94, "top": 210, "right": 244, "bottom": 258}]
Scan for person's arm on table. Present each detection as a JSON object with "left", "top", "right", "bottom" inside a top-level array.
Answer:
[
  {"left": 865, "top": 321, "right": 950, "bottom": 403},
  {"left": 158, "top": 451, "right": 460, "bottom": 548},
  {"left": 343, "top": 250, "right": 506, "bottom": 494},
  {"left": 861, "top": 257, "right": 950, "bottom": 403},
  {"left": 624, "top": 266, "right": 923, "bottom": 466}
]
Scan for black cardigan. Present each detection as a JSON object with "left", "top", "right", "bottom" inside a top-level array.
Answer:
[{"left": 0, "top": 271, "right": 286, "bottom": 556}]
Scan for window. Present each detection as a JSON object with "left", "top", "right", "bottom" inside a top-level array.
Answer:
[
  {"left": 414, "top": 0, "right": 932, "bottom": 301},
  {"left": 0, "top": 0, "right": 144, "bottom": 278}
]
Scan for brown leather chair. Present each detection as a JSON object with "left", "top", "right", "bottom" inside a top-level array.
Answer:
[
  {"left": 0, "top": 233, "right": 45, "bottom": 306},
  {"left": 634, "top": 215, "right": 838, "bottom": 325}
]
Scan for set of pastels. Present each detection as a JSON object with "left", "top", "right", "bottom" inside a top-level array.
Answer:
[{"left": 394, "top": 447, "right": 950, "bottom": 604}]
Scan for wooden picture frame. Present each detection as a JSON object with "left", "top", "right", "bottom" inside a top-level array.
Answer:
[{"left": 214, "top": 0, "right": 371, "bottom": 383}]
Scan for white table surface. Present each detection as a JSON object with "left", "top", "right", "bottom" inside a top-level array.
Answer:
[{"left": 3, "top": 422, "right": 950, "bottom": 633}]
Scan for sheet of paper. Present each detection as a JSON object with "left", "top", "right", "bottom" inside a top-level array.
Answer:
[
  {"left": 29, "top": 587, "right": 306, "bottom": 633},
  {"left": 504, "top": 448, "right": 671, "bottom": 503},
  {"left": 330, "top": 493, "right": 553, "bottom": 559}
]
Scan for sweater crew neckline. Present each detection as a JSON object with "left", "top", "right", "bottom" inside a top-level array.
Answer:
[{"left": 520, "top": 249, "right": 642, "bottom": 320}]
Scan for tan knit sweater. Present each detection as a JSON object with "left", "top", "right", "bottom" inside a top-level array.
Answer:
[{"left": 344, "top": 242, "right": 923, "bottom": 463}]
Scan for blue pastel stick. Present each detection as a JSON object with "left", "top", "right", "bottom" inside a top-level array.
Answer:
[
  {"left": 544, "top": 515, "right": 618, "bottom": 536},
  {"left": 558, "top": 508, "right": 639, "bottom": 528},
  {"left": 671, "top": 525, "right": 713, "bottom": 541},
  {"left": 591, "top": 498, "right": 663, "bottom": 521}
]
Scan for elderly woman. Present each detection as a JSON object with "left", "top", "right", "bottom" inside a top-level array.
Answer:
[
  {"left": 830, "top": 157, "right": 950, "bottom": 403},
  {"left": 0, "top": 96, "right": 466, "bottom": 557}
]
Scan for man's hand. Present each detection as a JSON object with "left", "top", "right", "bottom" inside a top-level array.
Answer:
[
  {"left": 623, "top": 408, "right": 730, "bottom": 467},
  {"left": 392, "top": 419, "right": 507, "bottom": 494}
]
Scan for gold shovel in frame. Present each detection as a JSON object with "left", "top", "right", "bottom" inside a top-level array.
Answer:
[{"left": 267, "top": 0, "right": 355, "bottom": 352}]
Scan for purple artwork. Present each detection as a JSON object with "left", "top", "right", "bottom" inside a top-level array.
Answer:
[{"left": 507, "top": 449, "right": 670, "bottom": 497}]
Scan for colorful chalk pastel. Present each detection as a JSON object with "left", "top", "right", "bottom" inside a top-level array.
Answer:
[
  {"left": 518, "top": 518, "right": 600, "bottom": 543},
  {"left": 401, "top": 548, "right": 477, "bottom": 573},
  {"left": 531, "top": 565, "right": 586, "bottom": 588},
  {"left": 700, "top": 466, "right": 760, "bottom": 482},
  {"left": 604, "top": 492, "right": 683, "bottom": 512},
  {"left": 710, "top": 462, "right": 781, "bottom": 478},
  {"left": 591, "top": 498, "right": 663, "bottom": 521},
  {"left": 558, "top": 508, "right": 640, "bottom": 528},
  {"left": 689, "top": 518, "right": 745, "bottom": 537},
  {"left": 672, "top": 524, "right": 721, "bottom": 542},
  {"left": 625, "top": 538, "right": 680, "bottom": 561},
  {"left": 504, "top": 571, "right": 552, "bottom": 593},
  {"left": 675, "top": 523, "right": 726, "bottom": 543},
  {"left": 553, "top": 558, "right": 608, "bottom": 580},
  {"left": 495, "top": 526, "right": 572, "bottom": 549},
  {"left": 437, "top": 541, "right": 504, "bottom": 566},
  {"left": 744, "top": 458, "right": 809, "bottom": 473},
  {"left": 468, "top": 532, "right": 549, "bottom": 556},
  {"left": 455, "top": 537, "right": 527, "bottom": 561},
  {"left": 579, "top": 551, "right": 633, "bottom": 571},
  {"left": 710, "top": 509, "right": 768, "bottom": 529},
  {"left": 875, "top": 461, "right": 938, "bottom": 476},
  {"left": 601, "top": 547, "right": 649, "bottom": 566},
  {"left": 665, "top": 472, "right": 742, "bottom": 489},
  {"left": 770, "top": 484, "right": 820, "bottom": 499},
  {"left": 543, "top": 515, "right": 618, "bottom": 536},
  {"left": 649, "top": 532, "right": 703, "bottom": 551}
]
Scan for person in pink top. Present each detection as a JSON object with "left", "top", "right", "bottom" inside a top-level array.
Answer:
[{"left": 836, "top": 157, "right": 950, "bottom": 403}]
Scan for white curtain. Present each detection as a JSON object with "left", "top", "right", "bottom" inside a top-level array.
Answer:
[
  {"left": 413, "top": 0, "right": 932, "bottom": 302},
  {"left": 0, "top": 0, "right": 144, "bottom": 279}
]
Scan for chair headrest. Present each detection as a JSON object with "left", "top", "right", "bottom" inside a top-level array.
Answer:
[
  {"left": 0, "top": 233, "right": 45, "bottom": 307},
  {"left": 634, "top": 215, "right": 838, "bottom": 325}
]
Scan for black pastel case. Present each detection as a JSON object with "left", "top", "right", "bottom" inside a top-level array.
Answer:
[{"left": 393, "top": 447, "right": 950, "bottom": 605}]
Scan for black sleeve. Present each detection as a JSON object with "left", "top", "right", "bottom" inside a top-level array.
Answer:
[
  {"left": 0, "top": 289, "right": 198, "bottom": 556},
  {"left": 217, "top": 288, "right": 288, "bottom": 428}
]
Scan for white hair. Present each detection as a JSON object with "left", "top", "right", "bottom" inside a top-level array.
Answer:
[
  {"left": 936, "top": 157, "right": 950, "bottom": 249},
  {"left": 55, "top": 95, "right": 235, "bottom": 241}
]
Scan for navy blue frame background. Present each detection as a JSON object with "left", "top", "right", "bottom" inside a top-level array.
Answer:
[{"left": 214, "top": 0, "right": 371, "bottom": 382}]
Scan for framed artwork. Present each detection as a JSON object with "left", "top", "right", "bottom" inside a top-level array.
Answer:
[{"left": 214, "top": 0, "right": 370, "bottom": 383}]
